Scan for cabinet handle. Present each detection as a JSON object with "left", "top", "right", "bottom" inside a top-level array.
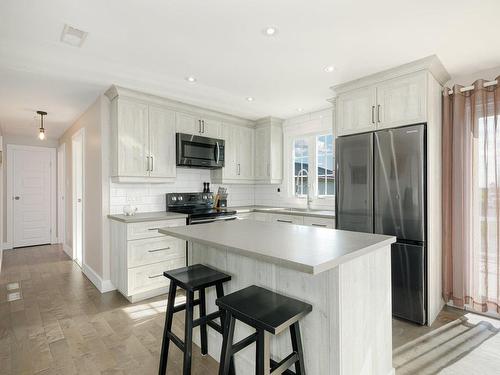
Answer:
[
  {"left": 267, "top": 163, "right": 270, "bottom": 177},
  {"left": 148, "top": 274, "right": 163, "bottom": 279},
  {"left": 148, "top": 247, "right": 171, "bottom": 253},
  {"left": 312, "top": 223, "right": 328, "bottom": 227},
  {"left": 377, "top": 104, "right": 381, "bottom": 123},
  {"left": 198, "top": 120, "right": 202, "bottom": 133},
  {"left": 151, "top": 155, "right": 154, "bottom": 171},
  {"left": 277, "top": 219, "right": 293, "bottom": 223},
  {"left": 371, "top": 106, "right": 375, "bottom": 124},
  {"left": 148, "top": 228, "right": 160, "bottom": 231},
  {"left": 202, "top": 120, "right": 205, "bottom": 133},
  {"left": 146, "top": 156, "right": 150, "bottom": 171},
  {"left": 237, "top": 163, "right": 241, "bottom": 175}
]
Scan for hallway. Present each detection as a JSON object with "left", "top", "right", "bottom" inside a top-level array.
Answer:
[{"left": 0, "top": 245, "right": 218, "bottom": 374}]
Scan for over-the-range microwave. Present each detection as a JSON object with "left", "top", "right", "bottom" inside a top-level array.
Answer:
[{"left": 176, "top": 133, "right": 225, "bottom": 169}]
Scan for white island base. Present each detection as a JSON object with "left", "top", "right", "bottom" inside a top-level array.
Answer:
[{"left": 187, "top": 241, "right": 394, "bottom": 375}]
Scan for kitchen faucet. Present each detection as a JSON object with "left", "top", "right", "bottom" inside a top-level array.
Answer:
[{"left": 296, "top": 168, "right": 313, "bottom": 211}]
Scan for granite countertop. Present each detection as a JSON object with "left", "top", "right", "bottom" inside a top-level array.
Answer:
[
  {"left": 159, "top": 220, "right": 394, "bottom": 274},
  {"left": 230, "top": 205, "right": 335, "bottom": 219},
  {"left": 107, "top": 211, "right": 187, "bottom": 223}
]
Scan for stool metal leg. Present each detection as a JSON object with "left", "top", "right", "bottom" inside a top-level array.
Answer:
[
  {"left": 158, "top": 281, "right": 177, "bottom": 375},
  {"left": 218, "top": 311, "right": 236, "bottom": 375},
  {"left": 199, "top": 287, "right": 208, "bottom": 355},
  {"left": 216, "top": 283, "right": 235, "bottom": 375},
  {"left": 256, "top": 329, "right": 271, "bottom": 375},
  {"left": 183, "top": 290, "right": 195, "bottom": 375},
  {"left": 290, "top": 322, "right": 306, "bottom": 375}
]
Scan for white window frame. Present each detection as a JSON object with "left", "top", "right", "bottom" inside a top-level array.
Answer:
[{"left": 283, "top": 109, "right": 335, "bottom": 206}]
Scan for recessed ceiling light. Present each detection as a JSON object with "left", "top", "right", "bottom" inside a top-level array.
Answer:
[
  {"left": 324, "top": 65, "right": 335, "bottom": 73},
  {"left": 60, "top": 24, "right": 88, "bottom": 48},
  {"left": 246, "top": 97, "right": 254, "bottom": 102},
  {"left": 263, "top": 27, "right": 278, "bottom": 36},
  {"left": 185, "top": 76, "right": 197, "bottom": 84},
  {"left": 297, "top": 108, "right": 304, "bottom": 112}
]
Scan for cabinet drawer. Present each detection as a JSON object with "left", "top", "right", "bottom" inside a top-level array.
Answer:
[
  {"left": 303, "top": 216, "right": 334, "bottom": 229},
  {"left": 127, "top": 236, "right": 185, "bottom": 268},
  {"left": 270, "top": 214, "right": 304, "bottom": 225},
  {"left": 127, "top": 219, "right": 186, "bottom": 240},
  {"left": 127, "top": 258, "right": 185, "bottom": 295}
]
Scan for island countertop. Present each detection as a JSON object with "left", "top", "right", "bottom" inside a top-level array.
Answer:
[{"left": 158, "top": 219, "right": 395, "bottom": 274}]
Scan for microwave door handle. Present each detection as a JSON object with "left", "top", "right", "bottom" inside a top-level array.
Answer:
[{"left": 215, "top": 142, "right": 220, "bottom": 164}]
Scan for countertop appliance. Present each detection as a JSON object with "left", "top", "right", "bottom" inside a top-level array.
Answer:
[
  {"left": 335, "top": 124, "right": 427, "bottom": 325},
  {"left": 166, "top": 192, "right": 237, "bottom": 225},
  {"left": 176, "top": 133, "right": 225, "bottom": 169}
]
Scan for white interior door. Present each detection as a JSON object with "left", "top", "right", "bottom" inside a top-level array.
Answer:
[
  {"left": 72, "top": 131, "right": 84, "bottom": 267},
  {"left": 12, "top": 147, "right": 53, "bottom": 247}
]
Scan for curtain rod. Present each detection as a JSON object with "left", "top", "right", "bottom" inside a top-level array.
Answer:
[{"left": 447, "top": 79, "right": 498, "bottom": 95}]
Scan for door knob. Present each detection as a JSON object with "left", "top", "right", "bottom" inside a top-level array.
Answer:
[
  {"left": 13, "top": 196, "right": 20, "bottom": 200},
  {"left": 77, "top": 198, "right": 82, "bottom": 203}
]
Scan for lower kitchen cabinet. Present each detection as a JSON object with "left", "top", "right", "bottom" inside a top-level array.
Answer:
[
  {"left": 270, "top": 213, "right": 304, "bottom": 225},
  {"left": 303, "top": 216, "right": 334, "bottom": 229},
  {"left": 110, "top": 218, "right": 186, "bottom": 302},
  {"left": 236, "top": 211, "right": 335, "bottom": 228}
]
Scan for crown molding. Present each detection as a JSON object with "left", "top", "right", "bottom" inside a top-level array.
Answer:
[{"left": 330, "top": 55, "right": 450, "bottom": 96}]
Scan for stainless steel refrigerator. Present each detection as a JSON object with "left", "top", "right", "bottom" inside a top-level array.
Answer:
[{"left": 336, "top": 124, "right": 426, "bottom": 325}]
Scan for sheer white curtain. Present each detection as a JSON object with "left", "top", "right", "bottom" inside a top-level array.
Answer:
[{"left": 443, "top": 77, "right": 500, "bottom": 315}]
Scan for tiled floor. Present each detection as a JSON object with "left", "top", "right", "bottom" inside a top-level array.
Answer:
[{"left": 0, "top": 244, "right": 498, "bottom": 374}]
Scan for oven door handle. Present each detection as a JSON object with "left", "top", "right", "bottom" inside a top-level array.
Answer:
[
  {"left": 215, "top": 142, "right": 220, "bottom": 164},
  {"left": 191, "top": 215, "right": 238, "bottom": 224}
]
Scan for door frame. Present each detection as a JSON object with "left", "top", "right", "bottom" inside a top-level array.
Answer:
[
  {"left": 57, "top": 143, "right": 66, "bottom": 246},
  {"left": 72, "top": 129, "right": 85, "bottom": 264},
  {"left": 6, "top": 144, "right": 57, "bottom": 249}
]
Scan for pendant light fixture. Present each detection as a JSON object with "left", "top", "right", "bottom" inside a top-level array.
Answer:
[{"left": 37, "top": 110, "right": 47, "bottom": 140}]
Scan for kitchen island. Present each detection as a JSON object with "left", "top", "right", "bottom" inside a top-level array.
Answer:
[{"left": 159, "top": 220, "right": 396, "bottom": 375}]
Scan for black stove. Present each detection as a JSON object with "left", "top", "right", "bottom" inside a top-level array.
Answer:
[{"left": 166, "top": 192, "right": 237, "bottom": 225}]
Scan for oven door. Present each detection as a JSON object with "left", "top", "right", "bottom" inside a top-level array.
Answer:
[
  {"left": 176, "top": 133, "right": 225, "bottom": 169},
  {"left": 189, "top": 215, "right": 238, "bottom": 225}
]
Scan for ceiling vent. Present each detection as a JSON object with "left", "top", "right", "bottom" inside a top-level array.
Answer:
[{"left": 60, "top": 24, "right": 88, "bottom": 47}]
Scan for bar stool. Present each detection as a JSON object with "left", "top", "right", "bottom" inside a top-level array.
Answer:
[
  {"left": 158, "top": 264, "right": 236, "bottom": 375},
  {"left": 217, "top": 285, "right": 312, "bottom": 375}
]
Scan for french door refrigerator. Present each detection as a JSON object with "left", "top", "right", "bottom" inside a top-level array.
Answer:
[{"left": 336, "top": 124, "right": 427, "bottom": 325}]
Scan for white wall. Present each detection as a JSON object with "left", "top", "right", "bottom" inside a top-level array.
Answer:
[
  {"left": 446, "top": 65, "right": 500, "bottom": 87},
  {"left": 58, "top": 95, "right": 109, "bottom": 282}
]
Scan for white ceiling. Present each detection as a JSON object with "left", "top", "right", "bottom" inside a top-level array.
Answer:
[{"left": 1, "top": 0, "right": 499, "bottom": 139}]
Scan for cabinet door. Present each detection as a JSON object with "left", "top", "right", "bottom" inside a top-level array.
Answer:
[
  {"left": 149, "top": 105, "right": 176, "bottom": 178},
  {"left": 117, "top": 99, "right": 149, "bottom": 176},
  {"left": 202, "top": 119, "right": 221, "bottom": 138},
  {"left": 176, "top": 113, "right": 200, "bottom": 135},
  {"left": 221, "top": 124, "right": 239, "bottom": 178},
  {"left": 376, "top": 72, "right": 426, "bottom": 129},
  {"left": 237, "top": 126, "right": 254, "bottom": 179},
  {"left": 254, "top": 126, "right": 270, "bottom": 179},
  {"left": 336, "top": 87, "right": 377, "bottom": 136}
]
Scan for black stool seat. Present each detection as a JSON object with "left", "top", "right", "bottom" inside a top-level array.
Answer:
[
  {"left": 163, "top": 264, "right": 231, "bottom": 291},
  {"left": 159, "top": 264, "right": 235, "bottom": 375},
  {"left": 217, "top": 285, "right": 312, "bottom": 334},
  {"left": 217, "top": 286, "right": 312, "bottom": 375}
]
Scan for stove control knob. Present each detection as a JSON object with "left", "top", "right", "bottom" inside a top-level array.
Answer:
[
  {"left": 171, "top": 196, "right": 177, "bottom": 201},
  {"left": 202, "top": 195, "right": 207, "bottom": 200},
  {"left": 178, "top": 196, "right": 183, "bottom": 201}
]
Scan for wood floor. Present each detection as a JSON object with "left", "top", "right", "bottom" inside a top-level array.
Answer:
[
  {"left": 1, "top": 244, "right": 497, "bottom": 375},
  {"left": 0, "top": 244, "right": 218, "bottom": 374}
]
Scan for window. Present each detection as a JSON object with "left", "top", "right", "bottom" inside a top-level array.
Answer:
[
  {"left": 293, "top": 139, "right": 309, "bottom": 196},
  {"left": 316, "top": 134, "right": 335, "bottom": 196},
  {"left": 292, "top": 133, "right": 334, "bottom": 198}
]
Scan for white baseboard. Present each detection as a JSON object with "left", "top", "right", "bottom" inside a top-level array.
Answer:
[
  {"left": 62, "top": 243, "right": 72, "bottom": 258},
  {"left": 82, "top": 263, "right": 116, "bottom": 294},
  {"left": 2, "top": 242, "right": 12, "bottom": 251}
]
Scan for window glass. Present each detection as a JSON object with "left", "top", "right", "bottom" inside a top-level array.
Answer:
[
  {"left": 316, "top": 134, "right": 335, "bottom": 196},
  {"left": 293, "top": 139, "right": 309, "bottom": 196}
]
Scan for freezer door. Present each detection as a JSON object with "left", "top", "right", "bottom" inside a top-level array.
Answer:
[
  {"left": 374, "top": 125, "right": 425, "bottom": 241},
  {"left": 335, "top": 133, "right": 373, "bottom": 233},
  {"left": 392, "top": 242, "right": 426, "bottom": 325}
]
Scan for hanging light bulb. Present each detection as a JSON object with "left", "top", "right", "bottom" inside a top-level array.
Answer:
[{"left": 36, "top": 110, "right": 47, "bottom": 140}]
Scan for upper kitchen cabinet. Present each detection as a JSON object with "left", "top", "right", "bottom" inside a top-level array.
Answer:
[
  {"left": 332, "top": 56, "right": 450, "bottom": 137},
  {"left": 176, "top": 112, "right": 221, "bottom": 138},
  {"left": 254, "top": 117, "right": 283, "bottom": 184},
  {"left": 106, "top": 87, "right": 177, "bottom": 183},
  {"left": 336, "top": 87, "right": 377, "bottom": 136},
  {"left": 211, "top": 123, "right": 255, "bottom": 184}
]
